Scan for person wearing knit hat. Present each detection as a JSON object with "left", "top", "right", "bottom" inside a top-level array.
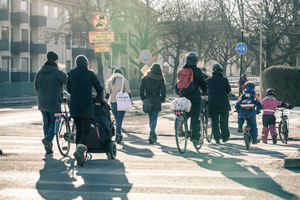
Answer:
[
  {"left": 34, "top": 51, "right": 67, "bottom": 154},
  {"left": 105, "top": 68, "right": 132, "bottom": 143},
  {"left": 139, "top": 63, "right": 166, "bottom": 144},
  {"left": 67, "top": 55, "right": 103, "bottom": 167}
]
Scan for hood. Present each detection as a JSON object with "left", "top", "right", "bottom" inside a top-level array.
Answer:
[
  {"left": 245, "top": 87, "right": 256, "bottom": 94},
  {"left": 183, "top": 63, "right": 197, "bottom": 69},
  {"left": 211, "top": 71, "right": 223, "bottom": 81},
  {"left": 264, "top": 95, "right": 276, "bottom": 100},
  {"left": 68, "top": 66, "right": 87, "bottom": 79},
  {"left": 40, "top": 65, "right": 58, "bottom": 74}
]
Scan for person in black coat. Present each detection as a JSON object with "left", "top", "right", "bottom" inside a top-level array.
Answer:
[
  {"left": 34, "top": 51, "right": 67, "bottom": 154},
  {"left": 206, "top": 63, "right": 231, "bottom": 144},
  {"left": 139, "top": 63, "right": 166, "bottom": 144},
  {"left": 67, "top": 55, "right": 103, "bottom": 166},
  {"left": 175, "top": 52, "right": 207, "bottom": 146}
]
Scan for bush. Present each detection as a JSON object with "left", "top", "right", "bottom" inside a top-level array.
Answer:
[{"left": 262, "top": 65, "right": 300, "bottom": 106}]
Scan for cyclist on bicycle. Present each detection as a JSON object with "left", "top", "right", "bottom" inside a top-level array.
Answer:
[
  {"left": 261, "top": 88, "right": 293, "bottom": 144},
  {"left": 235, "top": 82, "right": 262, "bottom": 144},
  {"left": 175, "top": 52, "right": 207, "bottom": 146}
]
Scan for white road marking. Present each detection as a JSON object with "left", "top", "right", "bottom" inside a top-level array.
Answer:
[{"left": 0, "top": 112, "right": 41, "bottom": 125}]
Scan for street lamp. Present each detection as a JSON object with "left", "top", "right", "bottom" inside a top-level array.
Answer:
[{"left": 252, "top": 0, "right": 263, "bottom": 97}]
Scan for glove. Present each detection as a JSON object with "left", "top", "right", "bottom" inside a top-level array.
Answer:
[
  {"left": 256, "top": 110, "right": 261, "bottom": 114},
  {"left": 288, "top": 105, "right": 294, "bottom": 109}
]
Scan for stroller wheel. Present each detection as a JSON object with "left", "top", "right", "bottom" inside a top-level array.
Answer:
[{"left": 107, "top": 141, "right": 116, "bottom": 159}]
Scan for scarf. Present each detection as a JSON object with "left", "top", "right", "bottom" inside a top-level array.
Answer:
[{"left": 146, "top": 71, "right": 163, "bottom": 80}]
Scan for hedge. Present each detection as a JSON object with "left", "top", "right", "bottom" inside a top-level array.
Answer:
[{"left": 262, "top": 65, "right": 300, "bottom": 106}]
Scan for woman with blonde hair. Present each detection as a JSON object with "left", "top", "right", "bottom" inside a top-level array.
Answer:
[{"left": 105, "top": 68, "right": 132, "bottom": 143}]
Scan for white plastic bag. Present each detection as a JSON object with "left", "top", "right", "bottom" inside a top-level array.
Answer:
[
  {"left": 171, "top": 97, "right": 192, "bottom": 112},
  {"left": 116, "top": 79, "right": 132, "bottom": 111}
]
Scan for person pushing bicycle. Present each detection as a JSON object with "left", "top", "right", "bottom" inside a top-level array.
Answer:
[
  {"left": 261, "top": 88, "right": 293, "bottom": 144},
  {"left": 235, "top": 82, "right": 262, "bottom": 144}
]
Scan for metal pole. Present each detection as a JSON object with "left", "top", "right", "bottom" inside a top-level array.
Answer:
[
  {"left": 259, "top": 2, "right": 263, "bottom": 98},
  {"left": 127, "top": 26, "right": 130, "bottom": 81},
  {"left": 239, "top": 31, "right": 244, "bottom": 96}
]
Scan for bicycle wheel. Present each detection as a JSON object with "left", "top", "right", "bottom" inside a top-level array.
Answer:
[
  {"left": 175, "top": 115, "right": 187, "bottom": 154},
  {"left": 245, "top": 132, "right": 251, "bottom": 150},
  {"left": 205, "top": 116, "right": 213, "bottom": 143},
  {"left": 278, "top": 121, "right": 285, "bottom": 143},
  {"left": 56, "top": 116, "right": 70, "bottom": 157},
  {"left": 283, "top": 122, "right": 288, "bottom": 144},
  {"left": 193, "top": 116, "right": 204, "bottom": 151}
]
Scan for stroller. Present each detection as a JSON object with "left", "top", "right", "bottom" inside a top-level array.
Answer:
[{"left": 86, "top": 98, "right": 116, "bottom": 159}]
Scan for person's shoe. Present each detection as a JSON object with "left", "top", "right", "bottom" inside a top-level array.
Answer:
[
  {"left": 46, "top": 149, "right": 54, "bottom": 154},
  {"left": 215, "top": 140, "right": 220, "bottom": 144},
  {"left": 42, "top": 138, "right": 52, "bottom": 154},
  {"left": 222, "top": 138, "right": 229, "bottom": 143},
  {"left": 252, "top": 137, "right": 260, "bottom": 144},
  {"left": 116, "top": 135, "right": 123, "bottom": 144},
  {"left": 237, "top": 128, "right": 242, "bottom": 133},
  {"left": 0, "top": 149, "right": 2, "bottom": 155},
  {"left": 272, "top": 135, "right": 277, "bottom": 144},
  {"left": 263, "top": 141, "right": 268, "bottom": 144},
  {"left": 73, "top": 144, "right": 87, "bottom": 167},
  {"left": 148, "top": 133, "right": 156, "bottom": 144}
]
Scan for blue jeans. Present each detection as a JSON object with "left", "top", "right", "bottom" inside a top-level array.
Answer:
[
  {"left": 111, "top": 102, "right": 126, "bottom": 135},
  {"left": 148, "top": 111, "right": 159, "bottom": 134},
  {"left": 41, "top": 111, "right": 56, "bottom": 142}
]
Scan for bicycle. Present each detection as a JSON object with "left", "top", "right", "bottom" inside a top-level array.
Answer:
[
  {"left": 54, "top": 96, "right": 76, "bottom": 157},
  {"left": 201, "top": 96, "right": 212, "bottom": 143},
  {"left": 174, "top": 110, "right": 204, "bottom": 154},
  {"left": 242, "top": 115, "right": 252, "bottom": 150},
  {"left": 277, "top": 108, "right": 289, "bottom": 144}
]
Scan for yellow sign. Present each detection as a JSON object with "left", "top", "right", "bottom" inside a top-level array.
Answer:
[
  {"left": 94, "top": 43, "right": 110, "bottom": 53},
  {"left": 92, "top": 13, "right": 109, "bottom": 31},
  {"left": 141, "top": 65, "right": 150, "bottom": 74},
  {"left": 89, "top": 31, "right": 115, "bottom": 43}
]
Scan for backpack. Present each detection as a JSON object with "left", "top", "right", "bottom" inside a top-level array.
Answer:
[
  {"left": 175, "top": 68, "right": 195, "bottom": 96},
  {"left": 240, "top": 93, "right": 255, "bottom": 110}
]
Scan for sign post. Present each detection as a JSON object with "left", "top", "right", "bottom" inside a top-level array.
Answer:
[{"left": 236, "top": 40, "right": 247, "bottom": 96}]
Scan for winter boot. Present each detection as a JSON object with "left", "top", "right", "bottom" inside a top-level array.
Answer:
[
  {"left": 73, "top": 144, "right": 87, "bottom": 167},
  {"left": 148, "top": 132, "right": 156, "bottom": 144},
  {"left": 272, "top": 135, "right": 277, "bottom": 144},
  {"left": 252, "top": 137, "right": 260, "bottom": 144},
  {"left": 42, "top": 138, "right": 53, "bottom": 154},
  {"left": 116, "top": 135, "right": 123, "bottom": 144}
]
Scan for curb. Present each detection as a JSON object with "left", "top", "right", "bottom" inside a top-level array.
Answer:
[{"left": 284, "top": 149, "right": 300, "bottom": 168}]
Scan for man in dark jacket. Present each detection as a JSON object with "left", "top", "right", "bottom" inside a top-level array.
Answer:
[
  {"left": 67, "top": 55, "right": 103, "bottom": 167},
  {"left": 177, "top": 52, "right": 207, "bottom": 145},
  {"left": 207, "top": 64, "right": 231, "bottom": 144},
  {"left": 34, "top": 51, "right": 67, "bottom": 154}
]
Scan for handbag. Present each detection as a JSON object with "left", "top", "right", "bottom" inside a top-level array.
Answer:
[
  {"left": 116, "top": 78, "right": 132, "bottom": 111},
  {"left": 142, "top": 81, "right": 159, "bottom": 113}
]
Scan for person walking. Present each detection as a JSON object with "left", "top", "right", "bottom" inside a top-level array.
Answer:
[
  {"left": 140, "top": 63, "right": 166, "bottom": 144},
  {"left": 67, "top": 55, "right": 103, "bottom": 166},
  {"left": 34, "top": 51, "right": 67, "bottom": 154},
  {"left": 206, "top": 63, "right": 231, "bottom": 144},
  {"left": 105, "top": 68, "right": 132, "bottom": 143}
]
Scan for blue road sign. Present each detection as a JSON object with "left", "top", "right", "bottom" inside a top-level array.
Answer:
[
  {"left": 139, "top": 50, "right": 152, "bottom": 64},
  {"left": 236, "top": 43, "right": 247, "bottom": 55}
]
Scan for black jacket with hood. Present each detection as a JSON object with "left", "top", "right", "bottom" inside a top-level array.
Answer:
[
  {"left": 67, "top": 65, "right": 103, "bottom": 119},
  {"left": 207, "top": 71, "right": 231, "bottom": 112},
  {"left": 34, "top": 61, "right": 67, "bottom": 112}
]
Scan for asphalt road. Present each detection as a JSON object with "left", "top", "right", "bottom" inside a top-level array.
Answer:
[{"left": 0, "top": 98, "right": 300, "bottom": 200}]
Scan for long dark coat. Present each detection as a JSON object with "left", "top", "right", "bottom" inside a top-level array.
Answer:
[
  {"left": 207, "top": 71, "right": 231, "bottom": 112},
  {"left": 139, "top": 76, "right": 166, "bottom": 111},
  {"left": 67, "top": 66, "right": 103, "bottom": 119}
]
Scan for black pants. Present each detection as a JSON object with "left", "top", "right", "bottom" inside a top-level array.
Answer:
[
  {"left": 210, "top": 111, "right": 230, "bottom": 141},
  {"left": 73, "top": 117, "right": 92, "bottom": 146},
  {"left": 187, "top": 98, "right": 201, "bottom": 140}
]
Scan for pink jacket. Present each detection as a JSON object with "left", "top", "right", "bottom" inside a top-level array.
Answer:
[{"left": 262, "top": 96, "right": 289, "bottom": 115}]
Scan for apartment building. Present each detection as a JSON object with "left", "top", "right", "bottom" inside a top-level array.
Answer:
[{"left": 0, "top": 0, "right": 97, "bottom": 96}]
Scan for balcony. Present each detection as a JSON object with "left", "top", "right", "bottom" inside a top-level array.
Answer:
[
  {"left": 11, "top": 41, "right": 28, "bottom": 53},
  {"left": 11, "top": 11, "right": 28, "bottom": 23},
  {"left": 0, "top": 8, "right": 9, "bottom": 20},
  {"left": 86, "top": 49, "right": 95, "bottom": 58},
  {"left": 72, "top": 48, "right": 87, "bottom": 57},
  {"left": 0, "top": 40, "right": 9, "bottom": 51},
  {"left": 30, "top": 43, "right": 46, "bottom": 54},
  {"left": 30, "top": 15, "right": 47, "bottom": 26}
]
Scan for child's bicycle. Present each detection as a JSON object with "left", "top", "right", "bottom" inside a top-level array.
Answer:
[
  {"left": 54, "top": 96, "right": 76, "bottom": 157},
  {"left": 174, "top": 110, "right": 204, "bottom": 154},
  {"left": 277, "top": 108, "right": 289, "bottom": 144},
  {"left": 242, "top": 115, "right": 252, "bottom": 150}
]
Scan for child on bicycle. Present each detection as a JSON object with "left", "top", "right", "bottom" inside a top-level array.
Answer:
[
  {"left": 261, "top": 88, "right": 293, "bottom": 144},
  {"left": 235, "top": 82, "right": 262, "bottom": 144}
]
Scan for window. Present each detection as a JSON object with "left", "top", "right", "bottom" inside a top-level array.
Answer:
[
  {"left": 54, "top": 33, "right": 59, "bottom": 45},
  {"left": 1, "top": 26, "right": 8, "bottom": 40},
  {"left": 1, "top": 57, "right": 9, "bottom": 72},
  {"left": 21, "top": 29, "right": 28, "bottom": 42},
  {"left": 53, "top": 7, "right": 58, "bottom": 19},
  {"left": 21, "top": 0, "right": 28, "bottom": 12},
  {"left": 44, "top": 5, "right": 48, "bottom": 17},
  {"left": 21, "top": 58, "right": 28, "bottom": 72},
  {"left": 0, "top": 0, "right": 8, "bottom": 9}
]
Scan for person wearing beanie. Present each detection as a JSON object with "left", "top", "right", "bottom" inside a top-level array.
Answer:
[
  {"left": 105, "top": 68, "right": 132, "bottom": 143},
  {"left": 174, "top": 52, "right": 207, "bottom": 146},
  {"left": 139, "top": 63, "right": 166, "bottom": 144},
  {"left": 34, "top": 51, "right": 67, "bottom": 154},
  {"left": 67, "top": 55, "right": 103, "bottom": 166},
  {"left": 206, "top": 63, "right": 231, "bottom": 144}
]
